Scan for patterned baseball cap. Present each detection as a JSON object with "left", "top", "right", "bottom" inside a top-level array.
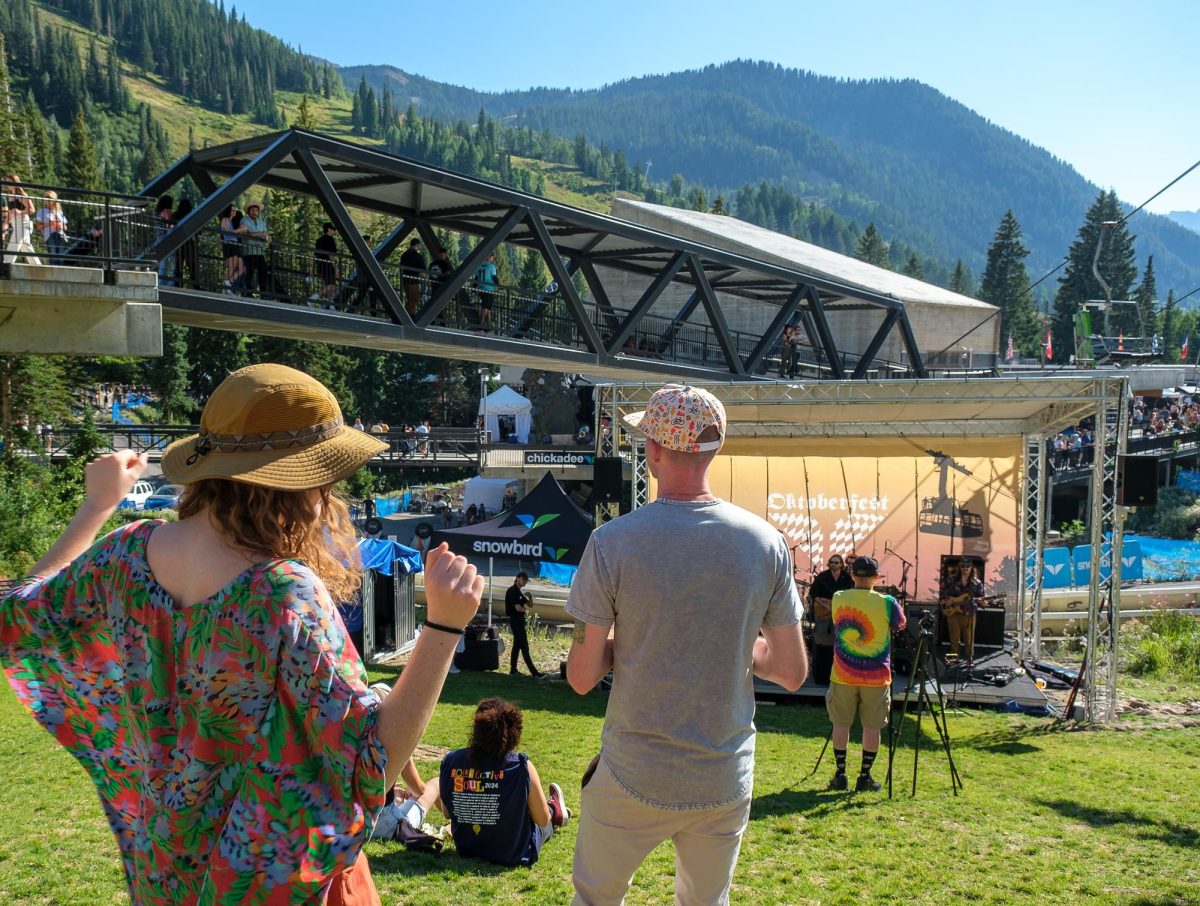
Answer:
[{"left": 622, "top": 384, "right": 726, "bottom": 453}]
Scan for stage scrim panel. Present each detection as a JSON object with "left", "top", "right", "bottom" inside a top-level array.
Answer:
[{"left": 706, "top": 436, "right": 1021, "bottom": 601}]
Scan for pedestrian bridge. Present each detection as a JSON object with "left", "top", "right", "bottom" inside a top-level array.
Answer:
[{"left": 3, "top": 131, "right": 929, "bottom": 381}]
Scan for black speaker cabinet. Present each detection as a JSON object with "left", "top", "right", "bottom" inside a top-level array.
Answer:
[
  {"left": 593, "top": 456, "right": 624, "bottom": 504},
  {"left": 1117, "top": 454, "right": 1158, "bottom": 507},
  {"left": 975, "top": 607, "right": 1005, "bottom": 648}
]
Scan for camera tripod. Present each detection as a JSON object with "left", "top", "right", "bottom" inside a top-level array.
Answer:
[{"left": 885, "top": 625, "right": 962, "bottom": 798}]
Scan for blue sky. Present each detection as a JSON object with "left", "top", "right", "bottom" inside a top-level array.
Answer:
[{"left": 233, "top": 0, "right": 1200, "bottom": 215}]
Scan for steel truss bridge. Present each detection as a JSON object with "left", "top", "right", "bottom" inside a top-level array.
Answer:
[{"left": 141, "top": 129, "right": 926, "bottom": 382}]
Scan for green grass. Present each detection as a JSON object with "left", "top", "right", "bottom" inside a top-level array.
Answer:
[{"left": 2, "top": 627, "right": 1198, "bottom": 904}]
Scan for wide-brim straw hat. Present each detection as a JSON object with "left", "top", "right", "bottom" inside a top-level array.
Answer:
[{"left": 161, "top": 363, "right": 386, "bottom": 490}]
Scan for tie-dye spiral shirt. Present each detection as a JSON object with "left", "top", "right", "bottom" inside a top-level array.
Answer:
[
  {"left": 830, "top": 588, "right": 906, "bottom": 687},
  {"left": 0, "top": 520, "right": 386, "bottom": 905}
]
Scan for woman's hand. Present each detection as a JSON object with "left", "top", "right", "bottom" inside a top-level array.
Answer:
[
  {"left": 83, "top": 451, "right": 148, "bottom": 513},
  {"left": 423, "top": 542, "right": 483, "bottom": 630}
]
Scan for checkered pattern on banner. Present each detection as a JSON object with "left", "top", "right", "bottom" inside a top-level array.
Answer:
[
  {"left": 770, "top": 509, "right": 886, "bottom": 567},
  {"left": 769, "top": 512, "right": 825, "bottom": 568}
]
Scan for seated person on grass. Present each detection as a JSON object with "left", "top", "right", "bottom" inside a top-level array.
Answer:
[{"left": 371, "top": 696, "right": 570, "bottom": 866}]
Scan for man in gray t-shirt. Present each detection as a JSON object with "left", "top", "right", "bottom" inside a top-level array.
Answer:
[{"left": 566, "top": 384, "right": 807, "bottom": 906}]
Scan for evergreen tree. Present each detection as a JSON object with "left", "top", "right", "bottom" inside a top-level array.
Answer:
[
  {"left": 855, "top": 222, "right": 890, "bottom": 268},
  {"left": 979, "top": 211, "right": 1040, "bottom": 357},
  {"left": 1161, "top": 289, "right": 1180, "bottom": 360},
  {"left": 0, "top": 33, "right": 24, "bottom": 176},
  {"left": 901, "top": 253, "right": 923, "bottom": 280},
  {"left": 517, "top": 249, "right": 548, "bottom": 294},
  {"left": 1051, "top": 190, "right": 1138, "bottom": 360},
  {"left": 148, "top": 325, "right": 194, "bottom": 423},
  {"left": 186, "top": 329, "right": 248, "bottom": 402},
  {"left": 1131, "top": 255, "right": 1158, "bottom": 339},
  {"left": 63, "top": 108, "right": 100, "bottom": 189},
  {"left": 949, "top": 259, "right": 972, "bottom": 295}
]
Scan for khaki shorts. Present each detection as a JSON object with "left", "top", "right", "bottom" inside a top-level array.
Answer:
[{"left": 826, "top": 682, "right": 891, "bottom": 730}]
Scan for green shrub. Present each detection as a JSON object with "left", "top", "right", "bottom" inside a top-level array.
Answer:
[
  {"left": 1127, "top": 486, "right": 1200, "bottom": 538},
  {"left": 1120, "top": 610, "right": 1200, "bottom": 680}
]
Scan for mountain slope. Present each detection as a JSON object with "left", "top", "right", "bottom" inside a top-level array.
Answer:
[{"left": 346, "top": 60, "right": 1200, "bottom": 299}]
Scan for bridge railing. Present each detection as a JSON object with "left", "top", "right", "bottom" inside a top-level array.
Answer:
[{"left": 1, "top": 179, "right": 157, "bottom": 271}]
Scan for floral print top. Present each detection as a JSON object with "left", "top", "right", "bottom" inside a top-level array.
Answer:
[{"left": 0, "top": 521, "right": 387, "bottom": 905}]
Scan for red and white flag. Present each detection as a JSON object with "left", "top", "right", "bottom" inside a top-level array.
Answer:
[
  {"left": 1045, "top": 329, "right": 1053, "bottom": 362},
  {"left": 1005, "top": 334, "right": 1015, "bottom": 362},
  {"left": 1182, "top": 336, "right": 1190, "bottom": 362}
]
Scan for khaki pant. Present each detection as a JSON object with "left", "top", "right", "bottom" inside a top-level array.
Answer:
[
  {"left": 572, "top": 757, "right": 752, "bottom": 906},
  {"left": 403, "top": 282, "right": 421, "bottom": 316},
  {"left": 946, "top": 611, "right": 976, "bottom": 660}
]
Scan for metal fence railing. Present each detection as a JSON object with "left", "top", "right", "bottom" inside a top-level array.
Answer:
[{"left": 1, "top": 179, "right": 157, "bottom": 272}]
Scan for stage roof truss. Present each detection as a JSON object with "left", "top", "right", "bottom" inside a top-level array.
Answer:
[
  {"left": 595, "top": 375, "right": 1128, "bottom": 724},
  {"left": 139, "top": 129, "right": 925, "bottom": 381}
]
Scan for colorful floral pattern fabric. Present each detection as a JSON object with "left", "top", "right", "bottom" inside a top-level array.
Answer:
[
  {"left": 0, "top": 520, "right": 386, "bottom": 905},
  {"left": 830, "top": 588, "right": 906, "bottom": 687}
]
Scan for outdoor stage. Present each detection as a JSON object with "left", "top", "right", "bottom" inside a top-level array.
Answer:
[
  {"left": 596, "top": 375, "right": 1127, "bottom": 722},
  {"left": 754, "top": 643, "right": 1050, "bottom": 711}
]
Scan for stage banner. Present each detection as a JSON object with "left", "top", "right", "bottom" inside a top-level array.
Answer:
[
  {"left": 1072, "top": 543, "right": 1112, "bottom": 586},
  {"left": 1040, "top": 547, "right": 1074, "bottom": 589},
  {"left": 702, "top": 436, "right": 1021, "bottom": 602},
  {"left": 1119, "top": 540, "right": 1144, "bottom": 581}
]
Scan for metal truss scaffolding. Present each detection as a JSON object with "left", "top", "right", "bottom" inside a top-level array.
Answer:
[
  {"left": 139, "top": 128, "right": 925, "bottom": 383},
  {"left": 594, "top": 375, "right": 1129, "bottom": 723}
]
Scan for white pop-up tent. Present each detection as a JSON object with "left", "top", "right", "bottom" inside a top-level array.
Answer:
[{"left": 479, "top": 384, "right": 533, "bottom": 443}]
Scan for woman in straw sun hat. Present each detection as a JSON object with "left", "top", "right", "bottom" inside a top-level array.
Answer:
[{"left": 0, "top": 363, "right": 483, "bottom": 905}]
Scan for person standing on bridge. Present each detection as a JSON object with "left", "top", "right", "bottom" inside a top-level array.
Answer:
[
  {"left": 3, "top": 175, "right": 42, "bottom": 266},
  {"left": 399, "top": 237, "right": 426, "bottom": 316},
  {"left": 1, "top": 363, "right": 484, "bottom": 904},
  {"left": 239, "top": 201, "right": 271, "bottom": 296}
]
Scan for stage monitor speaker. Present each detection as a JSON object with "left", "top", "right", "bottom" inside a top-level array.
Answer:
[
  {"left": 975, "top": 607, "right": 1005, "bottom": 648},
  {"left": 1117, "top": 454, "right": 1158, "bottom": 507},
  {"left": 593, "top": 457, "right": 624, "bottom": 504}
]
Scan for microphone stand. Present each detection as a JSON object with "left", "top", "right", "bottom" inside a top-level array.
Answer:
[{"left": 884, "top": 544, "right": 915, "bottom": 603}]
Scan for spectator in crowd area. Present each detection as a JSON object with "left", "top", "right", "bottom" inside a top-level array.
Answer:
[
  {"left": 474, "top": 251, "right": 499, "bottom": 333},
  {"left": 219, "top": 204, "right": 243, "bottom": 292},
  {"left": 3, "top": 175, "right": 42, "bottom": 266},
  {"left": 238, "top": 202, "right": 270, "bottom": 296},
  {"left": 506, "top": 572, "right": 543, "bottom": 678},
  {"left": 172, "top": 199, "right": 198, "bottom": 288},
  {"left": 417, "top": 419, "right": 431, "bottom": 457},
  {"left": 566, "top": 384, "right": 806, "bottom": 906},
  {"left": 1070, "top": 431, "right": 1083, "bottom": 467},
  {"left": 313, "top": 222, "right": 339, "bottom": 307},
  {"left": 155, "top": 195, "right": 174, "bottom": 286},
  {"left": 352, "top": 417, "right": 365, "bottom": 431},
  {"left": 465, "top": 503, "right": 478, "bottom": 525},
  {"left": 34, "top": 190, "right": 68, "bottom": 264},
  {"left": 373, "top": 699, "right": 571, "bottom": 866},
  {"left": 0, "top": 364, "right": 484, "bottom": 903},
  {"left": 399, "top": 238, "right": 426, "bottom": 316}
]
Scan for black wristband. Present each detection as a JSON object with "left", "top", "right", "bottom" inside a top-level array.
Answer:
[{"left": 424, "top": 620, "right": 466, "bottom": 636}]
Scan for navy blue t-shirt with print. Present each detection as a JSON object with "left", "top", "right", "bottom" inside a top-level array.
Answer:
[{"left": 439, "top": 749, "right": 537, "bottom": 865}]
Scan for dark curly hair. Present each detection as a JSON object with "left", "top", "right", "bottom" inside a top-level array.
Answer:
[{"left": 468, "top": 698, "right": 523, "bottom": 763}]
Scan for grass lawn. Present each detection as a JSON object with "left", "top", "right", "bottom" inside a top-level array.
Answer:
[{"left": 1, "top": 627, "right": 1197, "bottom": 905}]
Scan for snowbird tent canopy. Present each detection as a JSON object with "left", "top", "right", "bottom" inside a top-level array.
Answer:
[
  {"left": 431, "top": 472, "right": 593, "bottom": 565},
  {"left": 479, "top": 384, "right": 532, "bottom": 444}
]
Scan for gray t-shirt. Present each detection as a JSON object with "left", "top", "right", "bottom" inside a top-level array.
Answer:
[{"left": 566, "top": 498, "right": 803, "bottom": 809}]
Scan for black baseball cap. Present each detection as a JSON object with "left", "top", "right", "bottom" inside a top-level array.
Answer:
[{"left": 851, "top": 556, "right": 879, "bottom": 577}]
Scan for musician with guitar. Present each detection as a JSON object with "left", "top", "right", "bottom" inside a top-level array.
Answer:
[
  {"left": 808, "top": 555, "right": 854, "bottom": 685},
  {"left": 940, "top": 558, "right": 985, "bottom": 665}
]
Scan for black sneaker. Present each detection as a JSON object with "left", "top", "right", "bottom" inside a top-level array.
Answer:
[
  {"left": 855, "top": 774, "right": 881, "bottom": 793},
  {"left": 828, "top": 773, "right": 848, "bottom": 791}
]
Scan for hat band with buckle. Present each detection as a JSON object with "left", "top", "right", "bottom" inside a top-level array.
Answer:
[{"left": 185, "top": 416, "right": 343, "bottom": 464}]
